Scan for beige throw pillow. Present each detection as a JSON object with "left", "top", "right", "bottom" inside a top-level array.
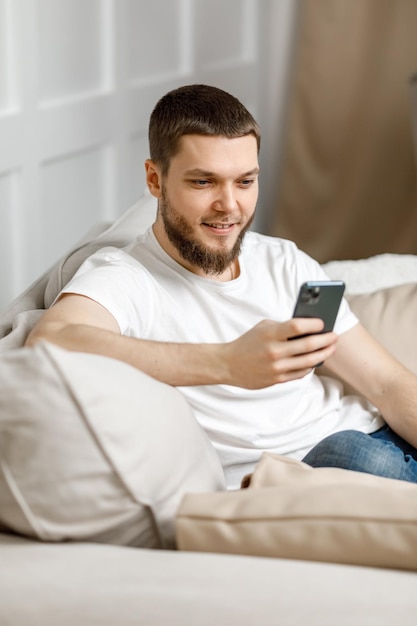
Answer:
[
  {"left": 346, "top": 283, "right": 417, "bottom": 376},
  {"left": 177, "top": 453, "right": 417, "bottom": 570},
  {"left": 0, "top": 341, "right": 225, "bottom": 548}
]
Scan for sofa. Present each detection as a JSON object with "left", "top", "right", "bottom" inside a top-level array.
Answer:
[{"left": 1, "top": 191, "right": 417, "bottom": 625}]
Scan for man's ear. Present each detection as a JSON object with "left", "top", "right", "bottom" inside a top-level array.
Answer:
[{"left": 145, "top": 160, "right": 163, "bottom": 198}]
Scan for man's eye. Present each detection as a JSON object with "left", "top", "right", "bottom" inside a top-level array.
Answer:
[
  {"left": 192, "top": 180, "right": 210, "bottom": 186},
  {"left": 240, "top": 179, "right": 255, "bottom": 187}
]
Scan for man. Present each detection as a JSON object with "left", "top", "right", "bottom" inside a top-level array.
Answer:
[{"left": 26, "top": 84, "right": 417, "bottom": 489}]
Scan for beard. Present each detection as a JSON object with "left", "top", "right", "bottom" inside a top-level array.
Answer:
[{"left": 159, "top": 186, "right": 254, "bottom": 275}]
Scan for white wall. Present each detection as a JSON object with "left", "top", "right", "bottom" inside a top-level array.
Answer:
[{"left": 0, "top": 0, "right": 298, "bottom": 312}]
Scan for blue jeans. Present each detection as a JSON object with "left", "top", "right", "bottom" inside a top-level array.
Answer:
[{"left": 302, "top": 425, "right": 417, "bottom": 483}]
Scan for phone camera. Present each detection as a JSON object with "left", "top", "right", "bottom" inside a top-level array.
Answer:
[{"left": 302, "top": 286, "right": 320, "bottom": 304}]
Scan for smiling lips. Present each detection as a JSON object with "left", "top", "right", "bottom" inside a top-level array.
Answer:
[
  {"left": 203, "top": 223, "right": 237, "bottom": 237},
  {"left": 205, "top": 222, "right": 235, "bottom": 229}
]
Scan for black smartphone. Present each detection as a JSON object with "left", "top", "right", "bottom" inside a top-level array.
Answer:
[{"left": 292, "top": 280, "right": 346, "bottom": 334}]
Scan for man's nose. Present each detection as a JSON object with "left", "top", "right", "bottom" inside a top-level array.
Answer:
[{"left": 213, "top": 185, "right": 237, "bottom": 212}]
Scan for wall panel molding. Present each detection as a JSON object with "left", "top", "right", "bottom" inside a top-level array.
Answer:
[{"left": 0, "top": 0, "right": 293, "bottom": 312}]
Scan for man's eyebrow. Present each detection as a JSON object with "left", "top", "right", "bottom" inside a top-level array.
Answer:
[{"left": 184, "top": 167, "right": 260, "bottom": 178}]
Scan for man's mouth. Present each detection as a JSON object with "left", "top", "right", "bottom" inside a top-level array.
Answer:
[{"left": 204, "top": 222, "right": 235, "bottom": 229}]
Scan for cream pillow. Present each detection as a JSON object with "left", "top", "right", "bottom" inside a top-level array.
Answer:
[
  {"left": 346, "top": 283, "right": 417, "bottom": 376},
  {"left": 0, "top": 341, "right": 224, "bottom": 548},
  {"left": 177, "top": 453, "right": 417, "bottom": 570},
  {"left": 318, "top": 283, "right": 417, "bottom": 392}
]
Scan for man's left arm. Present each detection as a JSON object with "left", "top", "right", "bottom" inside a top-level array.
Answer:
[{"left": 325, "top": 322, "right": 417, "bottom": 448}]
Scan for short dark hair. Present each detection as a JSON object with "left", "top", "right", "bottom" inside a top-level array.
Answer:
[{"left": 148, "top": 84, "right": 261, "bottom": 174}]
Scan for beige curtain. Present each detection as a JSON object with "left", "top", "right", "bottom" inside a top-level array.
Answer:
[{"left": 272, "top": 0, "right": 417, "bottom": 262}]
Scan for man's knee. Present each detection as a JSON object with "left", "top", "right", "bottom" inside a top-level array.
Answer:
[
  {"left": 302, "top": 429, "right": 417, "bottom": 483},
  {"left": 302, "top": 429, "right": 375, "bottom": 470}
]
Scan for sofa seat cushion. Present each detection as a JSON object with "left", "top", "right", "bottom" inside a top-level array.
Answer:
[
  {"left": 0, "top": 341, "right": 224, "bottom": 548},
  {"left": 3, "top": 531, "right": 417, "bottom": 626},
  {"left": 177, "top": 453, "right": 417, "bottom": 570}
]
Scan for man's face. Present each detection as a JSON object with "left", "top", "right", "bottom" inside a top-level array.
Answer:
[{"left": 148, "top": 134, "right": 259, "bottom": 278}]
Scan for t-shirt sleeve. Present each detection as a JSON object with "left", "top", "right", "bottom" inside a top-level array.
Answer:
[{"left": 56, "top": 247, "right": 152, "bottom": 336}]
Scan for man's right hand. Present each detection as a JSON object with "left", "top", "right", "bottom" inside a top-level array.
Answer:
[{"left": 222, "top": 318, "right": 338, "bottom": 389}]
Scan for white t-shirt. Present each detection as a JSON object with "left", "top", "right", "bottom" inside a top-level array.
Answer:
[{"left": 61, "top": 228, "right": 383, "bottom": 488}]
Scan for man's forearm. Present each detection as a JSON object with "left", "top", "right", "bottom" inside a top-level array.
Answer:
[
  {"left": 26, "top": 306, "right": 339, "bottom": 391},
  {"left": 26, "top": 321, "right": 229, "bottom": 387},
  {"left": 375, "top": 368, "right": 417, "bottom": 449},
  {"left": 326, "top": 323, "right": 417, "bottom": 447}
]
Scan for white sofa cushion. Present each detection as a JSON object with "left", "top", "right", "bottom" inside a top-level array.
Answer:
[
  {"left": 0, "top": 341, "right": 225, "bottom": 548},
  {"left": 323, "top": 253, "right": 417, "bottom": 294},
  {"left": 44, "top": 191, "right": 157, "bottom": 308}
]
